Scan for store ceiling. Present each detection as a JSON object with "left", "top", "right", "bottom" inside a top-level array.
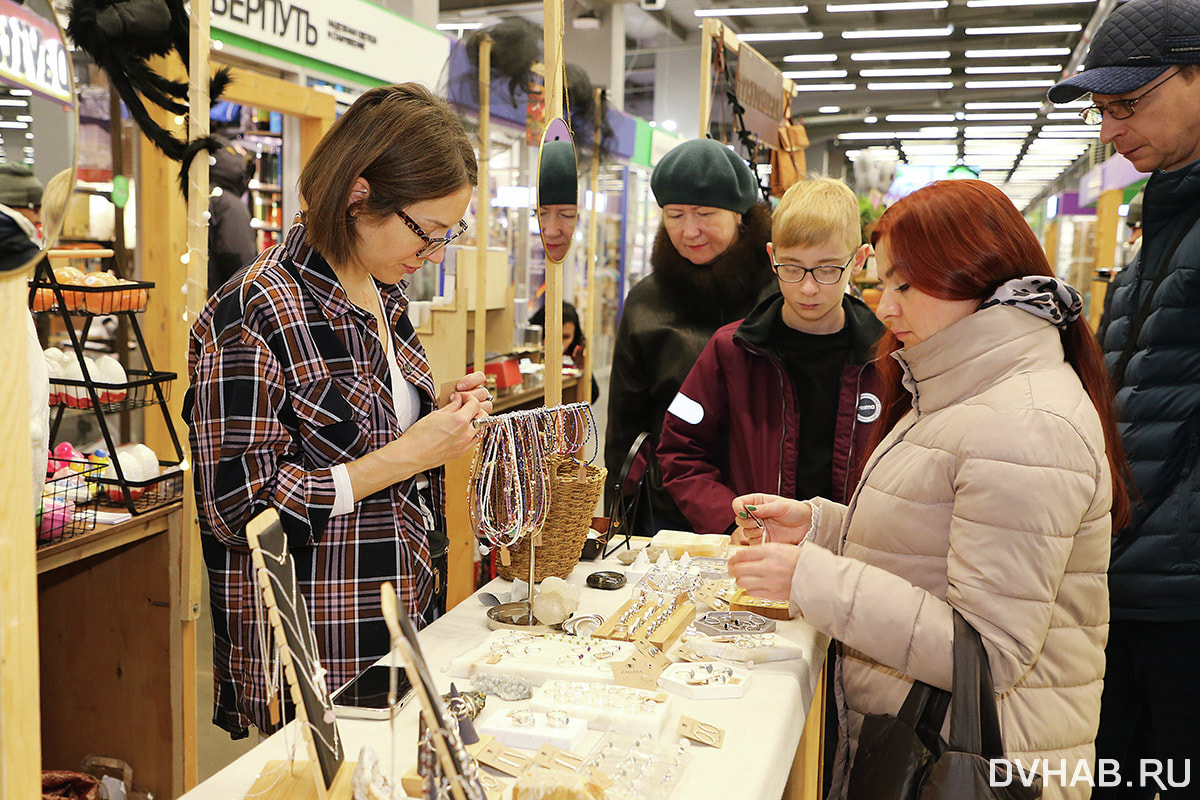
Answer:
[{"left": 439, "top": 0, "right": 1113, "bottom": 207}]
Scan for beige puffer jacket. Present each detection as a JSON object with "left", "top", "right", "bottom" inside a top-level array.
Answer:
[{"left": 791, "top": 304, "right": 1112, "bottom": 800}]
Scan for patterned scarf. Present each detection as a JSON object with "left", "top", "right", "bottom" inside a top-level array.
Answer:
[{"left": 979, "top": 276, "right": 1083, "bottom": 330}]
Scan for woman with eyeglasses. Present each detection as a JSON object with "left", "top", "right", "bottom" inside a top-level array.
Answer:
[
  {"left": 658, "top": 177, "right": 884, "bottom": 538},
  {"left": 185, "top": 84, "right": 491, "bottom": 738},
  {"left": 728, "top": 180, "right": 1130, "bottom": 799},
  {"left": 605, "top": 138, "right": 777, "bottom": 535}
]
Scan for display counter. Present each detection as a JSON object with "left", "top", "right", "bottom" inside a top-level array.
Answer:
[
  {"left": 38, "top": 501, "right": 194, "bottom": 799},
  {"left": 179, "top": 553, "right": 828, "bottom": 800}
]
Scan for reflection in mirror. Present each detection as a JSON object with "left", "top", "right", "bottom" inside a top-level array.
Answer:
[
  {"left": 0, "top": 0, "right": 77, "bottom": 274},
  {"left": 536, "top": 118, "right": 578, "bottom": 263}
]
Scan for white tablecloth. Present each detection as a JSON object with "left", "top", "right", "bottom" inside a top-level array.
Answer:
[{"left": 179, "top": 554, "right": 828, "bottom": 800}]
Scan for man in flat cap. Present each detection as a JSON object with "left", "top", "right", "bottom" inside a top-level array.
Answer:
[{"left": 1050, "top": 0, "right": 1200, "bottom": 793}]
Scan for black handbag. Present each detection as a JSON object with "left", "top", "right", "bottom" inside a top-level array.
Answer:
[
  {"left": 847, "top": 611, "right": 1043, "bottom": 800},
  {"left": 847, "top": 673, "right": 950, "bottom": 800},
  {"left": 919, "top": 612, "right": 1042, "bottom": 799}
]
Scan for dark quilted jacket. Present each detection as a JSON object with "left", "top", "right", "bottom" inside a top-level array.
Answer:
[{"left": 1099, "top": 155, "right": 1200, "bottom": 621}]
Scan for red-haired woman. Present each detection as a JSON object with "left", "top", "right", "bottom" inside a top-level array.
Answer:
[{"left": 728, "top": 179, "right": 1128, "bottom": 800}]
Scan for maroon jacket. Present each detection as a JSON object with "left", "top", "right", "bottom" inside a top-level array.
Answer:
[{"left": 658, "top": 293, "right": 884, "bottom": 535}]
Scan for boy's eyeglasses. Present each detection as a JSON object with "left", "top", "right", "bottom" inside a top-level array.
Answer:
[
  {"left": 1079, "top": 69, "right": 1180, "bottom": 125},
  {"left": 395, "top": 208, "right": 468, "bottom": 259},
  {"left": 773, "top": 253, "right": 854, "bottom": 284}
]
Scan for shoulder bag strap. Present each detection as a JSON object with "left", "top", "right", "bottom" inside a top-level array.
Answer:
[
  {"left": 947, "top": 610, "right": 1004, "bottom": 758},
  {"left": 1111, "top": 203, "right": 1200, "bottom": 390}
]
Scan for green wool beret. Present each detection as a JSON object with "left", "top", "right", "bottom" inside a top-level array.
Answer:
[
  {"left": 0, "top": 163, "right": 43, "bottom": 209},
  {"left": 538, "top": 140, "right": 578, "bottom": 206},
  {"left": 651, "top": 138, "right": 758, "bottom": 214}
]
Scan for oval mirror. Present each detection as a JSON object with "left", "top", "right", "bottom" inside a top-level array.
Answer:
[
  {"left": 0, "top": 0, "right": 77, "bottom": 276},
  {"left": 535, "top": 117, "right": 578, "bottom": 264}
]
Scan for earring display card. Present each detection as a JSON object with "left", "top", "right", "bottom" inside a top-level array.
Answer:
[
  {"left": 532, "top": 743, "right": 586, "bottom": 773},
  {"left": 527, "top": 680, "right": 673, "bottom": 737},
  {"left": 475, "top": 739, "right": 535, "bottom": 777},
  {"left": 610, "top": 640, "right": 672, "bottom": 691},
  {"left": 678, "top": 716, "right": 725, "bottom": 749},
  {"left": 658, "top": 661, "right": 752, "bottom": 700}
]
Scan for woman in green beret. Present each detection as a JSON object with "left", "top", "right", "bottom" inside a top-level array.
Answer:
[{"left": 605, "top": 138, "right": 775, "bottom": 533}]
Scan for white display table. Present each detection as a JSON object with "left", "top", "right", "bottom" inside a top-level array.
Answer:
[{"left": 179, "top": 554, "right": 829, "bottom": 800}]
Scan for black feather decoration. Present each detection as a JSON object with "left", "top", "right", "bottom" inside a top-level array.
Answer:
[{"left": 67, "top": 0, "right": 233, "bottom": 194}]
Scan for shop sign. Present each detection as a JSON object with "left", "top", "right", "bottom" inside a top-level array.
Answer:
[
  {"left": 649, "top": 129, "right": 683, "bottom": 167},
  {"left": 211, "top": 0, "right": 449, "bottom": 86},
  {"left": 0, "top": 0, "right": 71, "bottom": 105},
  {"left": 1078, "top": 162, "right": 1103, "bottom": 207},
  {"left": 1102, "top": 153, "right": 1148, "bottom": 192},
  {"left": 735, "top": 44, "right": 786, "bottom": 144}
]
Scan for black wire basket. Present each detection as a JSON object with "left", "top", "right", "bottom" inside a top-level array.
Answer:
[
  {"left": 38, "top": 459, "right": 102, "bottom": 546},
  {"left": 92, "top": 461, "right": 185, "bottom": 514},
  {"left": 49, "top": 369, "right": 175, "bottom": 413}
]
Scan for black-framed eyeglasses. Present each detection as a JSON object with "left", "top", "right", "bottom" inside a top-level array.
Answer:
[
  {"left": 395, "top": 208, "right": 468, "bottom": 259},
  {"left": 772, "top": 253, "right": 854, "bottom": 284},
  {"left": 1080, "top": 69, "right": 1180, "bottom": 125}
]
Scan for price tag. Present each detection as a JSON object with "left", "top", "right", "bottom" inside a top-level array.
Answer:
[
  {"left": 499, "top": 546, "right": 511, "bottom": 567},
  {"left": 576, "top": 461, "right": 588, "bottom": 480},
  {"left": 437, "top": 380, "right": 459, "bottom": 406}
]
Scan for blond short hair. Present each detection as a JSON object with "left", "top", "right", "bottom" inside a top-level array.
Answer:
[{"left": 772, "top": 176, "right": 861, "bottom": 253}]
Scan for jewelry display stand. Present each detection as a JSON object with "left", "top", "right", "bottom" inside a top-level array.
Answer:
[
  {"left": 245, "top": 510, "right": 353, "bottom": 800},
  {"left": 474, "top": 401, "right": 599, "bottom": 629},
  {"left": 381, "top": 583, "right": 489, "bottom": 800}
]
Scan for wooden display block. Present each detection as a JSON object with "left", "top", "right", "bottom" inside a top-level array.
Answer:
[
  {"left": 592, "top": 595, "right": 696, "bottom": 651},
  {"left": 729, "top": 588, "right": 791, "bottom": 620},
  {"left": 247, "top": 761, "right": 355, "bottom": 800}
]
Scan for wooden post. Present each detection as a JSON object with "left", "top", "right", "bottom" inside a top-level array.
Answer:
[
  {"left": 543, "top": 0, "right": 565, "bottom": 408},
  {"left": 1095, "top": 189, "right": 1121, "bottom": 274},
  {"left": 699, "top": 19, "right": 719, "bottom": 138},
  {"left": 179, "top": 5, "right": 211, "bottom": 790},
  {"left": 582, "top": 87, "right": 603, "bottom": 405},
  {"left": 474, "top": 36, "right": 492, "bottom": 377},
  {"left": 0, "top": 268, "right": 41, "bottom": 800}
]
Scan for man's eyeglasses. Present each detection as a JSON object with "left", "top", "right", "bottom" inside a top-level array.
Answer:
[
  {"left": 1080, "top": 69, "right": 1180, "bottom": 125},
  {"left": 773, "top": 253, "right": 855, "bottom": 284},
  {"left": 395, "top": 208, "right": 468, "bottom": 259}
]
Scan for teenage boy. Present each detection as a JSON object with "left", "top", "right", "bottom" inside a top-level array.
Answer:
[{"left": 658, "top": 177, "right": 885, "bottom": 537}]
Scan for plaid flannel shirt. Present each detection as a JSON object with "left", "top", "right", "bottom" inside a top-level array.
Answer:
[{"left": 185, "top": 218, "right": 444, "bottom": 737}]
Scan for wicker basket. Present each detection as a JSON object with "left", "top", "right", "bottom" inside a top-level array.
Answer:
[{"left": 497, "top": 455, "right": 607, "bottom": 582}]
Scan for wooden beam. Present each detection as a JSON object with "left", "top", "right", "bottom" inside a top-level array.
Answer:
[
  {"left": 142, "top": 56, "right": 191, "bottom": 475},
  {"left": 543, "top": 0, "right": 565, "bottom": 408},
  {"left": 474, "top": 36, "right": 492, "bottom": 377},
  {"left": 0, "top": 268, "right": 41, "bottom": 800},
  {"left": 583, "top": 87, "right": 603, "bottom": 407},
  {"left": 214, "top": 65, "right": 338, "bottom": 121}
]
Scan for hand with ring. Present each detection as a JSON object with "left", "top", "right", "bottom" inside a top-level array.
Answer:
[{"left": 451, "top": 370, "right": 493, "bottom": 418}]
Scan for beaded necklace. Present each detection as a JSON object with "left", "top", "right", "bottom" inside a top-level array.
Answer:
[{"left": 468, "top": 403, "right": 599, "bottom": 553}]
